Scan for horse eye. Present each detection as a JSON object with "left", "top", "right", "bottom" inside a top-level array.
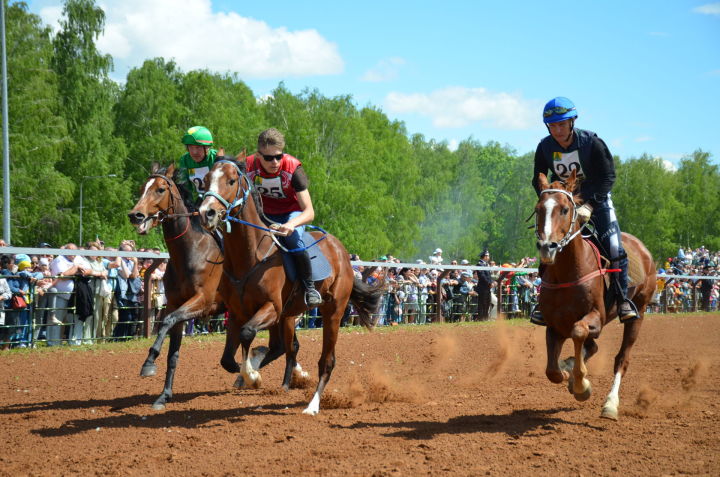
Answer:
[
  {"left": 157, "top": 187, "right": 166, "bottom": 194},
  {"left": 561, "top": 207, "right": 569, "bottom": 215},
  {"left": 229, "top": 179, "right": 236, "bottom": 186}
]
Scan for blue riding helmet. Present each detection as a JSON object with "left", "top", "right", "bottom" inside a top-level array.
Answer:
[{"left": 543, "top": 97, "right": 578, "bottom": 124}]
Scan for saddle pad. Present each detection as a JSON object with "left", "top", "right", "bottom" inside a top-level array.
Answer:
[
  {"left": 602, "top": 243, "right": 645, "bottom": 290},
  {"left": 281, "top": 231, "right": 331, "bottom": 282}
]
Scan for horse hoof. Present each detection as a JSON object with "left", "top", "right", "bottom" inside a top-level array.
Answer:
[
  {"left": 573, "top": 381, "right": 592, "bottom": 402},
  {"left": 601, "top": 406, "right": 619, "bottom": 420},
  {"left": 152, "top": 403, "right": 166, "bottom": 411},
  {"left": 140, "top": 364, "right": 157, "bottom": 377},
  {"left": 233, "top": 376, "right": 244, "bottom": 388}
]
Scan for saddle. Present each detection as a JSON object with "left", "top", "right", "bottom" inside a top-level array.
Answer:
[{"left": 279, "top": 231, "right": 331, "bottom": 282}]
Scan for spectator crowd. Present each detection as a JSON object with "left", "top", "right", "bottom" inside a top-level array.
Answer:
[{"left": 1, "top": 240, "right": 718, "bottom": 349}]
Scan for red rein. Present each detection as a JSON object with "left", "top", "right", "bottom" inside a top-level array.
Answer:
[{"left": 541, "top": 239, "right": 620, "bottom": 290}]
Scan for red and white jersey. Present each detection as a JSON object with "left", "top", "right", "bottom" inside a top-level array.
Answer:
[{"left": 246, "top": 153, "right": 303, "bottom": 214}]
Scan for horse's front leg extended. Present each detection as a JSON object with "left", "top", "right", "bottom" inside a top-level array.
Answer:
[
  {"left": 237, "top": 302, "right": 277, "bottom": 389},
  {"left": 140, "top": 295, "right": 207, "bottom": 377},
  {"left": 569, "top": 312, "right": 600, "bottom": 401}
]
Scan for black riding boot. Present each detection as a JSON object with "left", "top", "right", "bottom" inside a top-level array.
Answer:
[
  {"left": 530, "top": 263, "right": 546, "bottom": 326},
  {"left": 294, "top": 250, "right": 322, "bottom": 307},
  {"left": 615, "top": 257, "right": 638, "bottom": 322}
]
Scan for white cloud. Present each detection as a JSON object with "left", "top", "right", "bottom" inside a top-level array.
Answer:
[
  {"left": 40, "top": 0, "right": 343, "bottom": 78},
  {"left": 447, "top": 139, "right": 459, "bottom": 151},
  {"left": 692, "top": 3, "right": 720, "bottom": 15},
  {"left": 361, "top": 57, "right": 406, "bottom": 82},
  {"left": 660, "top": 159, "right": 678, "bottom": 172},
  {"left": 635, "top": 136, "right": 653, "bottom": 143},
  {"left": 385, "top": 87, "right": 536, "bottom": 130}
]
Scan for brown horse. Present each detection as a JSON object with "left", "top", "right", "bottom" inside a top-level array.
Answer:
[
  {"left": 128, "top": 163, "right": 226, "bottom": 409},
  {"left": 534, "top": 170, "right": 656, "bottom": 420},
  {"left": 198, "top": 157, "right": 383, "bottom": 415}
]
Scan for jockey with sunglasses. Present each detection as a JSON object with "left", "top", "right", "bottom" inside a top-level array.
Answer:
[
  {"left": 531, "top": 97, "right": 636, "bottom": 324},
  {"left": 245, "top": 128, "right": 322, "bottom": 307},
  {"left": 177, "top": 126, "right": 218, "bottom": 205}
]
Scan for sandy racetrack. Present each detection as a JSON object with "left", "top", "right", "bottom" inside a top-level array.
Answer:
[{"left": 1, "top": 313, "right": 718, "bottom": 476}]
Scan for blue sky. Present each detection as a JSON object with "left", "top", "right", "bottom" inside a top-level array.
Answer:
[{"left": 26, "top": 0, "right": 720, "bottom": 167}]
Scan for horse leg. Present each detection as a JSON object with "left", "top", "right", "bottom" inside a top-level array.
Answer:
[
  {"left": 220, "top": 313, "right": 241, "bottom": 374},
  {"left": 279, "top": 316, "right": 308, "bottom": 390},
  {"left": 237, "top": 302, "right": 277, "bottom": 389},
  {"left": 601, "top": 317, "right": 644, "bottom": 420},
  {"left": 545, "top": 326, "right": 567, "bottom": 384},
  {"left": 567, "top": 311, "right": 601, "bottom": 401},
  {"left": 151, "top": 323, "right": 183, "bottom": 410},
  {"left": 140, "top": 295, "right": 206, "bottom": 377},
  {"left": 303, "top": 305, "right": 342, "bottom": 415}
]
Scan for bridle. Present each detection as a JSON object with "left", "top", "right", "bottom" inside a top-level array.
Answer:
[
  {"left": 201, "top": 160, "right": 252, "bottom": 234},
  {"left": 535, "top": 188, "right": 584, "bottom": 253},
  {"left": 138, "top": 173, "right": 194, "bottom": 241}
]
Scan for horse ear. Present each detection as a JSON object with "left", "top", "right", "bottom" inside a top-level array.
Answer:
[
  {"left": 537, "top": 173, "right": 550, "bottom": 190},
  {"left": 217, "top": 147, "right": 225, "bottom": 156},
  {"left": 565, "top": 169, "right": 577, "bottom": 192},
  {"left": 151, "top": 162, "right": 160, "bottom": 174},
  {"left": 236, "top": 148, "right": 247, "bottom": 161},
  {"left": 166, "top": 162, "right": 176, "bottom": 177}
]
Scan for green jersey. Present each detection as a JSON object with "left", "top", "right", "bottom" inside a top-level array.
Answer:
[{"left": 177, "top": 149, "right": 218, "bottom": 203}]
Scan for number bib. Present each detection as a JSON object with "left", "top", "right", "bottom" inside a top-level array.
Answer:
[
  {"left": 551, "top": 150, "right": 585, "bottom": 180},
  {"left": 188, "top": 166, "right": 210, "bottom": 194},
  {"left": 254, "top": 175, "right": 287, "bottom": 199}
]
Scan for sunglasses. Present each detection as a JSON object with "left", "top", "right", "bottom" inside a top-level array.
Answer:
[
  {"left": 543, "top": 106, "right": 575, "bottom": 118},
  {"left": 260, "top": 153, "right": 284, "bottom": 162}
]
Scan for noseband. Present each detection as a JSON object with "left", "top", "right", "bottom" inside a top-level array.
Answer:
[{"left": 535, "top": 188, "right": 584, "bottom": 252}]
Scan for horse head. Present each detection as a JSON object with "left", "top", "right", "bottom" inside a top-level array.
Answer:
[
  {"left": 534, "top": 169, "right": 582, "bottom": 264},
  {"left": 198, "top": 153, "right": 251, "bottom": 232},
  {"left": 128, "top": 162, "right": 180, "bottom": 234}
]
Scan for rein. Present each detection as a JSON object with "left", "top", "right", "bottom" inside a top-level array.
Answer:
[
  {"left": 206, "top": 160, "right": 328, "bottom": 253},
  {"left": 541, "top": 238, "right": 621, "bottom": 289}
]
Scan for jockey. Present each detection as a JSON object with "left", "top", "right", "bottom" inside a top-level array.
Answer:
[
  {"left": 531, "top": 97, "right": 636, "bottom": 325},
  {"left": 245, "top": 128, "right": 322, "bottom": 307},
  {"left": 177, "top": 126, "right": 218, "bottom": 206}
]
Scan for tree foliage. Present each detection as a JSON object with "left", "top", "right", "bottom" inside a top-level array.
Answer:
[{"left": 2, "top": 0, "right": 717, "bottom": 265}]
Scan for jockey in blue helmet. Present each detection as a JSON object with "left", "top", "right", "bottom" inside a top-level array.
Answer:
[{"left": 531, "top": 97, "right": 637, "bottom": 325}]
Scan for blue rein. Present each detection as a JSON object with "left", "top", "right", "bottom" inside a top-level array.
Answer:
[{"left": 205, "top": 160, "right": 328, "bottom": 253}]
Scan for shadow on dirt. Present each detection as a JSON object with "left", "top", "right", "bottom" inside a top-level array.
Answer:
[
  {"left": 332, "top": 407, "right": 606, "bottom": 438},
  {"left": 28, "top": 397, "right": 309, "bottom": 437}
]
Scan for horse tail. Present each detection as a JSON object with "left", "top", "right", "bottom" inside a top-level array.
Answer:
[{"left": 349, "top": 278, "right": 384, "bottom": 330}]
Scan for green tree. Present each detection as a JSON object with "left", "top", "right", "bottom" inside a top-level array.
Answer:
[
  {"left": 1, "top": 1, "right": 72, "bottom": 246},
  {"left": 52, "top": 0, "right": 131, "bottom": 246},
  {"left": 673, "top": 150, "right": 720, "bottom": 251}
]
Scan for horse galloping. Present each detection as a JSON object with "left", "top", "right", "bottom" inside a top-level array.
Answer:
[
  {"left": 534, "top": 169, "right": 656, "bottom": 420},
  {"left": 198, "top": 157, "right": 383, "bottom": 415},
  {"left": 127, "top": 163, "right": 227, "bottom": 409}
]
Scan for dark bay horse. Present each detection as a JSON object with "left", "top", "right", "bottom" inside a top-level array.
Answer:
[
  {"left": 127, "top": 163, "right": 226, "bottom": 409},
  {"left": 198, "top": 158, "right": 383, "bottom": 415},
  {"left": 534, "top": 170, "right": 656, "bottom": 420}
]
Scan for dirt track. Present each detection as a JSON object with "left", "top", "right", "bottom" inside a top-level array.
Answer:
[{"left": 1, "top": 313, "right": 718, "bottom": 476}]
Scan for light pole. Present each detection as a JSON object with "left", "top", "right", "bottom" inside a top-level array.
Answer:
[{"left": 79, "top": 174, "right": 117, "bottom": 245}]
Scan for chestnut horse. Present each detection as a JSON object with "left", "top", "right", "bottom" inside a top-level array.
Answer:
[
  {"left": 128, "top": 163, "right": 226, "bottom": 409},
  {"left": 534, "top": 170, "right": 656, "bottom": 420},
  {"left": 198, "top": 158, "right": 383, "bottom": 415}
]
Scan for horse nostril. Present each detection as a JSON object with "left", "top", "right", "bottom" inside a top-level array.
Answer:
[
  {"left": 206, "top": 209, "right": 216, "bottom": 219},
  {"left": 536, "top": 242, "right": 542, "bottom": 250},
  {"left": 548, "top": 243, "right": 558, "bottom": 250},
  {"left": 128, "top": 212, "right": 145, "bottom": 224}
]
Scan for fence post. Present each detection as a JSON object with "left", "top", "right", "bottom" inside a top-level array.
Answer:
[{"left": 142, "top": 259, "right": 162, "bottom": 338}]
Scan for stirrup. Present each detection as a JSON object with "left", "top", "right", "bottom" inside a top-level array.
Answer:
[
  {"left": 530, "top": 306, "right": 546, "bottom": 326},
  {"left": 305, "top": 288, "right": 322, "bottom": 307},
  {"left": 618, "top": 300, "right": 638, "bottom": 323}
]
